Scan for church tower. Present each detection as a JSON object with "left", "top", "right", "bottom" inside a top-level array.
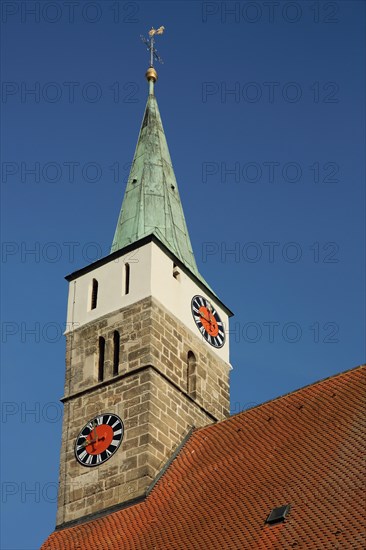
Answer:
[{"left": 56, "top": 60, "right": 233, "bottom": 528}]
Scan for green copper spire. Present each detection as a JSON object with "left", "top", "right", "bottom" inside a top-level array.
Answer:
[{"left": 111, "top": 71, "right": 206, "bottom": 284}]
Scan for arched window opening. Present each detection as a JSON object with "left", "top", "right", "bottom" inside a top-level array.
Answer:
[
  {"left": 113, "top": 331, "right": 120, "bottom": 376},
  {"left": 124, "top": 263, "right": 130, "bottom": 295},
  {"left": 187, "top": 351, "right": 197, "bottom": 397},
  {"left": 91, "top": 278, "right": 98, "bottom": 310},
  {"left": 98, "top": 336, "right": 105, "bottom": 382}
]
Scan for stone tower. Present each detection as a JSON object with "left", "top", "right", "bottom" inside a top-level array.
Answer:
[{"left": 56, "top": 66, "right": 233, "bottom": 528}]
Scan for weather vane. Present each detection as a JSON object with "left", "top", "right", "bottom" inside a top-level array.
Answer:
[{"left": 140, "top": 26, "right": 165, "bottom": 68}]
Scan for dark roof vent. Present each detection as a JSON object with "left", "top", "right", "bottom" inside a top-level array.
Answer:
[{"left": 266, "top": 504, "right": 291, "bottom": 524}]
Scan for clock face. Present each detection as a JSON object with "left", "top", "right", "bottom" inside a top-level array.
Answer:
[
  {"left": 75, "top": 413, "right": 124, "bottom": 467},
  {"left": 191, "top": 295, "right": 225, "bottom": 348}
]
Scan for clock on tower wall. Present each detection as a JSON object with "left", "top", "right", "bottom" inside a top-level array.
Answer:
[
  {"left": 191, "top": 295, "right": 226, "bottom": 348},
  {"left": 56, "top": 31, "right": 233, "bottom": 528},
  {"left": 74, "top": 414, "right": 124, "bottom": 467}
]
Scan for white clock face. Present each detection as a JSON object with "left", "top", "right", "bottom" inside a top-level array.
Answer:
[
  {"left": 75, "top": 414, "right": 124, "bottom": 467},
  {"left": 191, "top": 295, "right": 225, "bottom": 348}
]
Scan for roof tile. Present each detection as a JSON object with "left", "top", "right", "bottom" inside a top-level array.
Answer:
[{"left": 42, "top": 365, "right": 366, "bottom": 549}]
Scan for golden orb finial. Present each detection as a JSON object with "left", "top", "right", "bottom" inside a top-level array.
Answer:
[{"left": 145, "top": 67, "right": 158, "bottom": 83}]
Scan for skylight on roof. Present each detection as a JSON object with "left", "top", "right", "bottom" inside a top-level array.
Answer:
[{"left": 266, "top": 504, "right": 291, "bottom": 524}]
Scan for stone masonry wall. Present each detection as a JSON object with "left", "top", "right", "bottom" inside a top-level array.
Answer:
[{"left": 57, "top": 297, "right": 231, "bottom": 526}]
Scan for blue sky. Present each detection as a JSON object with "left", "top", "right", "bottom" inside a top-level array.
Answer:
[{"left": 1, "top": 1, "right": 365, "bottom": 548}]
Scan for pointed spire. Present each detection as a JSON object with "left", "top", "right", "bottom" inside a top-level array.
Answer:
[{"left": 111, "top": 69, "right": 205, "bottom": 283}]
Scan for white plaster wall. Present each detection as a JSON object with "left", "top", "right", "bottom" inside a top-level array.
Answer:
[
  {"left": 65, "top": 241, "right": 230, "bottom": 363},
  {"left": 65, "top": 245, "right": 152, "bottom": 331},
  {"left": 150, "top": 243, "right": 230, "bottom": 363}
]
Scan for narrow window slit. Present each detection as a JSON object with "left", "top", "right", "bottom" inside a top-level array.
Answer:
[
  {"left": 113, "top": 331, "right": 120, "bottom": 376},
  {"left": 98, "top": 336, "right": 105, "bottom": 382},
  {"left": 173, "top": 263, "right": 180, "bottom": 280},
  {"left": 124, "top": 263, "right": 130, "bottom": 295},
  {"left": 91, "top": 278, "right": 98, "bottom": 310}
]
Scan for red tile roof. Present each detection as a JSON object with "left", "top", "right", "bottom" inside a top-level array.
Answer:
[{"left": 42, "top": 365, "right": 366, "bottom": 549}]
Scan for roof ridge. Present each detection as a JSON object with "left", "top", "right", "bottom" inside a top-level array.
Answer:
[{"left": 196, "top": 363, "right": 365, "bottom": 431}]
